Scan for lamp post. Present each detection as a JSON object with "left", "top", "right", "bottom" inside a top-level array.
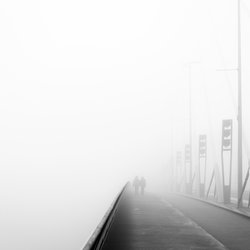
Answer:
[
  {"left": 186, "top": 61, "right": 199, "bottom": 193},
  {"left": 216, "top": 0, "right": 242, "bottom": 206},
  {"left": 237, "top": 0, "right": 243, "bottom": 208}
]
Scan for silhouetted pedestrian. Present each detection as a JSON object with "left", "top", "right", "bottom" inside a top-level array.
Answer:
[
  {"left": 140, "top": 177, "right": 146, "bottom": 195},
  {"left": 133, "top": 176, "right": 140, "bottom": 195}
]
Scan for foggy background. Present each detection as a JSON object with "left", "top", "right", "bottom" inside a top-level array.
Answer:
[{"left": 1, "top": 0, "right": 250, "bottom": 249}]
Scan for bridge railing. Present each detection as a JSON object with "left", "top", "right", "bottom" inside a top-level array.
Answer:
[{"left": 83, "top": 182, "right": 129, "bottom": 250}]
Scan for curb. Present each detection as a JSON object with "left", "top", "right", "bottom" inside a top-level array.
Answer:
[{"left": 175, "top": 192, "right": 250, "bottom": 220}]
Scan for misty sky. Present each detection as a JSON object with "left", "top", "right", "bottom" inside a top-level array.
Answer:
[{"left": 1, "top": 0, "right": 250, "bottom": 249}]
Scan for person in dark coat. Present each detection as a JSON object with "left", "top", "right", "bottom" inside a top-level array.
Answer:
[
  {"left": 140, "top": 177, "right": 146, "bottom": 195},
  {"left": 132, "top": 176, "right": 140, "bottom": 195}
]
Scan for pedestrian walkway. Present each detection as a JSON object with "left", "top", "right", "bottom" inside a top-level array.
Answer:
[
  {"left": 168, "top": 194, "right": 250, "bottom": 250},
  {"left": 101, "top": 190, "right": 226, "bottom": 250}
]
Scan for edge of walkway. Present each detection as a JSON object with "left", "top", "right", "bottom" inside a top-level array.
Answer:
[{"left": 174, "top": 192, "right": 250, "bottom": 220}]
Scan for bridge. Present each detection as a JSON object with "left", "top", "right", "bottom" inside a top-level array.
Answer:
[
  {"left": 81, "top": 2, "right": 250, "bottom": 247},
  {"left": 83, "top": 2, "right": 250, "bottom": 248},
  {"left": 3, "top": 0, "right": 250, "bottom": 249},
  {"left": 83, "top": 182, "right": 250, "bottom": 250}
]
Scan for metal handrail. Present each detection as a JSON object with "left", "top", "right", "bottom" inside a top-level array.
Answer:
[{"left": 82, "top": 182, "right": 129, "bottom": 250}]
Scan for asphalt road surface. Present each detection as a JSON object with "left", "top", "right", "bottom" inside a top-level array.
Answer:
[
  {"left": 167, "top": 194, "right": 250, "bottom": 250},
  {"left": 101, "top": 191, "right": 226, "bottom": 250}
]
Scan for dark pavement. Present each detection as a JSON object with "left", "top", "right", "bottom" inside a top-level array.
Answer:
[
  {"left": 101, "top": 190, "right": 226, "bottom": 250},
  {"left": 167, "top": 194, "right": 250, "bottom": 250}
]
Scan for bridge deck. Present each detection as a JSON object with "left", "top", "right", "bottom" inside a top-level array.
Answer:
[
  {"left": 167, "top": 194, "right": 250, "bottom": 250},
  {"left": 101, "top": 190, "right": 226, "bottom": 250}
]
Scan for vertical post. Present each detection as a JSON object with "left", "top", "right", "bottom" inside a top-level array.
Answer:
[
  {"left": 199, "top": 135, "right": 207, "bottom": 197},
  {"left": 221, "top": 119, "right": 233, "bottom": 203},
  {"left": 188, "top": 65, "right": 193, "bottom": 191},
  {"left": 171, "top": 120, "right": 174, "bottom": 192},
  {"left": 185, "top": 62, "right": 199, "bottom": 193},
  {"left": 176, "top": 152, "right": 182, "bottom": 192},
  {"left": 185, "top": 144, "right": 191, "bottom": 193},
  {"left": 238, "top": 0, "right": 243, "bottom": 207},
  {"left": 186, "top": 62, "right": 199, "bottom": 192}
]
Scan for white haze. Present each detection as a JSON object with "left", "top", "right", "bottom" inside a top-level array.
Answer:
[{"left": 1, "top": 0, "right": 250, "bottom": 249}]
